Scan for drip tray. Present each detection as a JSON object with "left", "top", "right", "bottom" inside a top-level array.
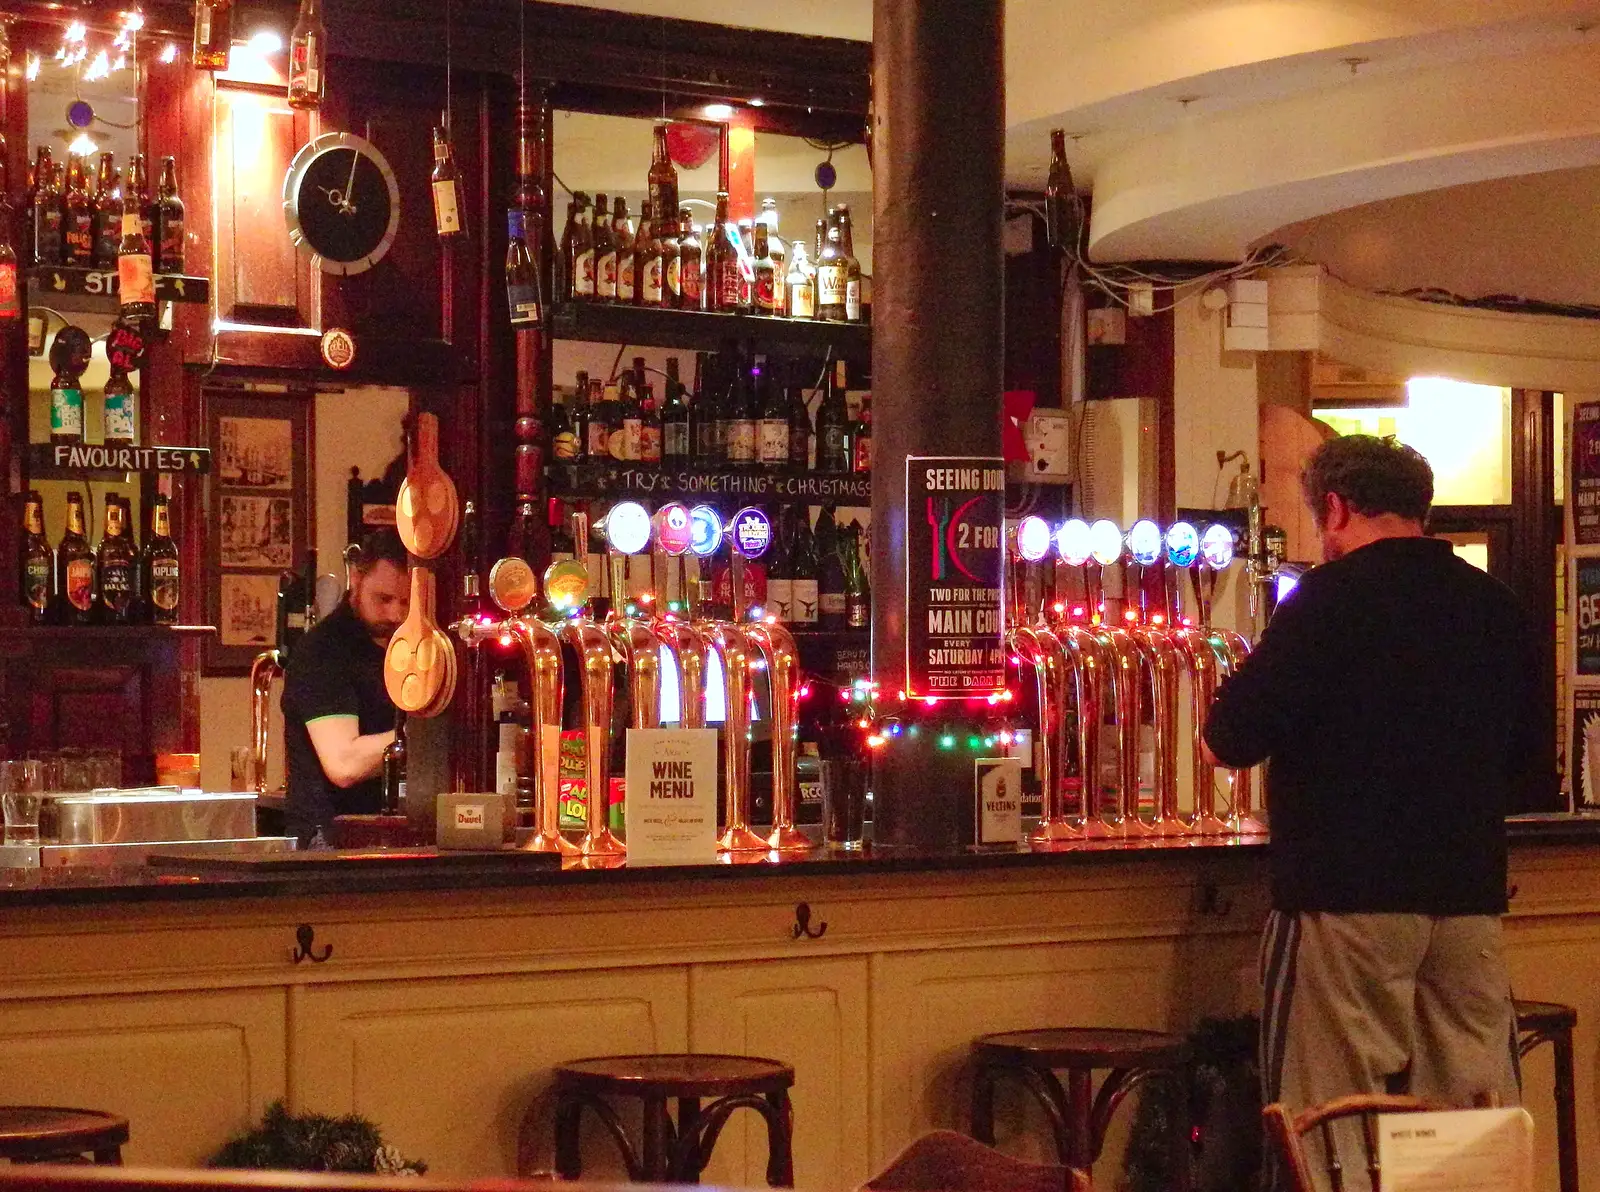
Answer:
[{"left": 147, "top": 847, "right": 563, "bottom": 873}]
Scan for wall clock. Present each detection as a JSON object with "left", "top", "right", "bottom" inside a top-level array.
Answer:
[{"left": 283, "top": 132, "right": 401, "bottom": 276}]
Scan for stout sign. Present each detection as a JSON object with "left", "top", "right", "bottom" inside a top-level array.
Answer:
[{"left": 904, "top": 456, "right": 1006, "bottom": 697}]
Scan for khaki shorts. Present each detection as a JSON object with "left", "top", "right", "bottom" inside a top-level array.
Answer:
[{"left": 1260, "top": 911, "right": 1520, "bottom": 1192}]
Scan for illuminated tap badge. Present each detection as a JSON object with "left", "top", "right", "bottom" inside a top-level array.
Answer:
[
  {"left": 1056, "top": 518, "right": 1092, "bottom": 566},
  {"left": 688, "top": 505, "right": 724, "bottom": 557},
  {"left": 1088, "top": 519, "right": 1125, "bottom": 566},
  {"left": 1200, "top": 524, "right": 1236, "bottom": 570},
  {"left": 1015, "top": 516, "right": 1052, "bottom": 563},
  {"left": 905, "top": 457, "right": 1006, "bottom": 698},
  {"left": 1165, "top": 522, "right": 1199, "bottom": 568},
  {"left": 731, "top": 506, "right": 772, "bottom": 559},
  {"left": 605, "top": 501, "right": 652, "bottom": 556},
  {"left": 655, "top": 503, "right": 693, "bottom": 556},
  {"left": 1128, "top": 519, "right": 1162, "bottom": 566}
]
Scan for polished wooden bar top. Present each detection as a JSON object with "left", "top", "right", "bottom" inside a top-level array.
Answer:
[{"left": 0, "top": 813, "right": 1594, "bottom": 908}]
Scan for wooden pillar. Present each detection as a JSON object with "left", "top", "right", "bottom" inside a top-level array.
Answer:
[{"left": 868, "top": 0, "right": 1006, "bottom": 848}]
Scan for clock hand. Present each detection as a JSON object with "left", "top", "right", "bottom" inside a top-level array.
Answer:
[{"left": 342, "top": 148, "right": 360, "bottom": 212}]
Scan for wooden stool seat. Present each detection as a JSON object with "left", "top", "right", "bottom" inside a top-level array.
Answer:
[
  {"left": 548, "top": 1053, "right": 795, "bottom": 1186},
  {"left": 0, "top": 1107, "right": 128, "bottom": 1165},
  {"left": 1513, "top": 997, "right": 1579, "bottom": 1192},
  {"left": 971, "top": 1027, "right": 1191, "bottom": 1190}
]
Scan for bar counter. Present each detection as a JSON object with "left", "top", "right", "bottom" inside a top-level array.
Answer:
[{"left": 1, "top": 819, "right": 1597, "bottom": 1189}]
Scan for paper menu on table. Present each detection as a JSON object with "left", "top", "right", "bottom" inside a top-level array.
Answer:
[{"left": 1375, "top": 1107, "right": 1533, "bottom": 1192}]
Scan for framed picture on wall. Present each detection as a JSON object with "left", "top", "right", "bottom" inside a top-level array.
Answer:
[{"left": 204, "top": 391, "right": 312, "bottom": 675}]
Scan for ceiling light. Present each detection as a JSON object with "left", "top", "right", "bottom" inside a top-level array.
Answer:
[
  {"left": 159, "top": 42, "right": 178, "bottom": 63},
  {"left": 68, "top": 132, "right": 98, "bottom": 157},
  {"left": 248, "top": 29, "right": 283, "bottom": 54},
  {"left": 748, "top": 97, "right": 765, "bottom": 108},
  {"left": 84, "top": 50, "right": 111, "bottom": 81},
  {"left": 702, "top": 102, "right": 735, "bottom": 120}
]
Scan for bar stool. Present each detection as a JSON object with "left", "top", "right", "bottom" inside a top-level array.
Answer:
[
  {"left": 0, "top": 1107, "right": 128, "bottom": 1164},
  {"left": 970, "top": 1027, "right": 1191, "bottom": 1190},
  {"left": 1515, "top": 998, "right": 1579, "bottom": 1192},
  {"left": 547, "top": 1053, "right": 795, "bottom": 1185}
]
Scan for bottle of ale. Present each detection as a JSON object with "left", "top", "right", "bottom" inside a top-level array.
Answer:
[
  {"left": 816, "top": 222, "right": 847, "bottom": 322},
  {"left": 639, "top": 203, "right": 666, "bottom": 308},
  {"left": 50, "top": 352, "right": 85, "bottom": 447},
  {"left": 787, "top": 381, "right": 812, "bottom": 468},
  {"left": 117, "top": 184, "right": 157, "bottom": 324},
  {"left": 57, "top": 491, "right": 94, "bottom": 624},
  {"left": 62, "top": 155, "right": 94, "bottom": 267},
  {"left": 661, "top": 358, "right": 690, "bottom": 464},
  {"left": 639, "top": 385, "right": 662, "bottom": 464},
  {"left": 660, "top": 209, "right": 682, "bottom": 309},
  {"left": 766, "top": 509, "right": 793, "bottom": 622},
  {"left": 817, "top": 507, "right": 846, "bottom": 630},
  {"left": 757, "top": 362, "right": 789, "bottom": 464},
  {"left": 586, "top": 378, "right": 609, "bottom": 459},
  {"left": 154, "top": 157, "right": 185, "bottom": 273},
  {"left": 570, "top": 373, "right": 591, "bottom": 461},
  {"left": 851, "top": 393, "right": 872, "bottom": 473},
  {"left": 127, "top": 154, "right": 153, "bottom": 246},
  {"left": 431, "top": 124, "right": 465, "bottom": 239},
  {"left": 570, "top": 193, "right": 594, "bottom": 301},
  {"left": 142, "top": 494, "right": 180, "bottom": 625},
  {"left": 20, "top": 491, "right": 53, "bottom": 624},
  {"left": 592, "top": 192, "right": 616, "bottom": 302},
  {"left": 547, "top": 388, "right": 579, "bottom": 462},
  {"left": 845, "top": 523, "right": 870, "bottom": 628},
  {"left": 30, "top": 147, "right": 62, "bottom": 266},
  {"left": 785, "top": 242, "right": 814, "bottom": 321},
  {"left": 735, "top": 219, "right": 756, "bottom": 313},
  {"left": 612, "top": 197, "right": 635, "bottom": 303},
  {"left": 647, "top": 123, "right": 679, "bottom": 231},
  {"left": 96, "top": 494, "right": 137, "bottom": 623},
  {"left": 836, "top": 204, "right": 863, "bottom": 322},
  {"left": 288, "top": 0, "right": 326, "bottom": 110},
  {"left": 816, "top": 360, "right": 851, "bottom": 471},
  {"left": 790, "top": 515, "right": 818, "bottom": 626},
  {"left": 382, "top": 712, "right": 408, "bottom": 813},
  {"left": 678, "top": 210, "right": 702, "bottom": 310},
  {"left": 752, "top": 222, "right": 779, "bottom": 315},
  {"left": 91, "top": 152, "right": 120, "bottom": 268},
  {"left": 103, "top": 368, "right": 138, "bottom": 448},
  {"left": 710, "top": 192, "right": 739, "bottom": 313}
]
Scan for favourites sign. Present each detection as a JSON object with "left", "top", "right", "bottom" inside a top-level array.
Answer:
[
  {"left": 43, "top": 444, "right": 212, "bottom": 474},
  {"left": 904, "top": 457, "right": 1006, "bottom": 697}
]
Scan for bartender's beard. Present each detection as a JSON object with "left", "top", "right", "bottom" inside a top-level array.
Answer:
[{"left": 349, "top": 559, "right": 411, "bottom": 645}]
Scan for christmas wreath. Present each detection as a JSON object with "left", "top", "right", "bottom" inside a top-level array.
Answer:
[{"left": 208, "top": 1101, "right": 427, "bottom": 1176}]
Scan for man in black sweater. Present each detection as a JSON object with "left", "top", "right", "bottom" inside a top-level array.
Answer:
[{"left": 1204, "top": 435, "right": 1538, "bottom": 1186}]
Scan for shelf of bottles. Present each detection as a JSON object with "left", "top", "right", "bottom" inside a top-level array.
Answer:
[
  {"left": 543, "top": 123, "right": 869, "bottom": 356},
  {"left": 546, "top": 350, "right": 873, "bottom": 506}
]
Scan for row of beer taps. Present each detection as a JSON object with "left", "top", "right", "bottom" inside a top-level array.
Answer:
[
  {"left": 1006, "top": 516, "right": 1269, "bottom": 843},
  {"left": 453, "top": 500, "right": 811, "bottom": 861}
]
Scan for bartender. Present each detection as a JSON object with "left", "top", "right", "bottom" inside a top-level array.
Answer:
[{"left": 282, "top": 529, "right": 410, "bottom": 846}]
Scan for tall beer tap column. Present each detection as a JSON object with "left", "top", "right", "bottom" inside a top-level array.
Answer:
[{"left": 870, "top": 0, "right": 1006, "bottom": 849}]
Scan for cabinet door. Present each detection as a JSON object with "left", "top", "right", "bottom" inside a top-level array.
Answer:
[
  {"left": 0, "top": 987, "right": 286, "bottom": 1165},
  {"left": 291, "top": 966, "right": 688, "bottom": 1177},
  {"left": 691, "top": 955, "right": 871, "bottom": 1192}
]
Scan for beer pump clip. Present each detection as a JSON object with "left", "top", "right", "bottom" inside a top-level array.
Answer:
[{"left": 1012, "top": 515, "right": 1053, "bottom": 626}]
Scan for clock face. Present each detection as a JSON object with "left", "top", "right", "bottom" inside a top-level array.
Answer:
[{"left": 283, "top": 133, "right": 401, "bottom": 276}]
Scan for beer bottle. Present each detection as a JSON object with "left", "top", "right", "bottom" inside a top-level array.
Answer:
[
  {"left": 725, "top": 358, "right": 756, "bottom": 466},
  {"left": 569, "top": 371, "right": 591, "bottom": 461},
  {"left": 640, "top": 204, "right": 666, "bottom": 308},
  {"left": 382, "top": 712, "right": 408, "bottom": 814},
  {"left": 30, "top": 147, "right": 62, "bottom": 266},
  {"left": 789, "top": 514, "right": 818, "bottom": 626},
  {"left": 785, "top": 242, "right": 814, "bottom": 321},
  {"left": 662, "top": 358, "right": 690, "bottom": 464},
  {"left": 851, "top": 393, "right": 873, "bottom": 473},
  {"left": 586, "top": 378, "right": 609, "bottom": 459},
  {"left": 592, "top": 192, "right": 615, "bottom": 302},
  {"left": 63, "top": 155, "right": 94, "bottom": 267},
  {"left": 20, "top": 491, "right": 53, "bottom": 624},
  {"left": 817, "top": 507, "right": 846, "bottom": 630},
  {"left": 154, "top": 157, "right": 185, "bottom": 273},
  {"left": 103, "top": 368, "right": 139, "bottom": 448},
  {"left": 613, "top": 197, "right": 635, "bottom": 304},
  {"left": 571, "top": 193, "right": 595, "bottom": 300},
  {"left": 96, "top": 494, "right": 137, "bottom": 623},
  {"left": 556, "top": 195, "right": 578, "bottom": 300},
  {"left": 192, "top": 0, "right": 233, "bottom": 71},
  {"left": 142, "top": 494, "right": 181, "bottom": 625},
  {"left": 117, "top": 184, "right": 157, "bottom": 324},
  {"left": 757, "top": 362, "right": 789, "bottom": 464},
  {"left": 58, "top": 491, "right": 94, "bottom": 625},
  {"left": 760, "top": 197, "right": 787, "bottom": 274},
  {"left": 752, "top": 222, "right": 779, "bottom": 315},
  {"left": 288, "top": 0, "right": 326, "bottom": 111},
  {"left": 845, "top": 522, "right": 871, "bottom": 629},
  {"left": 710, "top": 192, "right": 739, "bottom": 313},
  {"left": 787, "top": 380, "right": 812, "bottom": 468},
  {"left": 605, "top": 381, "right": 629, "bottom": 462},
  {"left": 660, "top": 208, "right": 682, "bottom": 309},
  {"left": 547, "top": 388, "right": 578, "bottom": 462},
  {"left": 693, "top": 367, "right": 720, "bottom": 464},
  {"left": 505, "top": 207, "right": 541, "bottom": 328},
  {"left": 430, "top": 125, "right": 465, "bottom": 239},
  {"left": 91, "top": 152, "right": 120, "bottom": 268},
  {"left": 678, "top": 210, "right": 702, "bottom": 311},
  {"left": 1045, "top": 128, "right": 1072, "bottom": 252},
  {"left": 631, "top": 200, "right": 652, "bottom": 306},
  {"left": 836, "top": 204, "right": 863, "bottom": 322},
  {"left": 127, "top": 154, "right": 153, "bottom": 246},
  {"left": 50, "top": 353, "right": 85, "bottom": 448},
  {"left": 816, "top": 359, "right": 851, "bottom": 471},
  {"left": 765, "top": 509, "right": 793, "bottom": 622},
  {"left": 647, "top": 123, "right": 679, "bottom": 231},
  {"left": 638, "top": 385, "right": 662, "bottom": 464},
  {"left": 816, "top": 223, "right": 847, "bottom": 322},
  {"left": 734, "top": 218, "right": 756, "bottom": 314}
]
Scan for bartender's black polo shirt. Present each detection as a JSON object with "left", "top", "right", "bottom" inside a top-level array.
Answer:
[
  {"left": 1204, "top": 536, "right": 1541, "bottom": 916},
  {"left": 281, "top": 599, "right": 392, "bottom": 843}
]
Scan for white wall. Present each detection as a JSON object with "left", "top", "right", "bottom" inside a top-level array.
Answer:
[{"left": 196, "top": 386, "right": 410, "bottom": 793}]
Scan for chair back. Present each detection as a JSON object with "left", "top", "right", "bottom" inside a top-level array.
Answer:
[{"left": 1263, "top": 1095, "right": 1531, "bottom": 1192}]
